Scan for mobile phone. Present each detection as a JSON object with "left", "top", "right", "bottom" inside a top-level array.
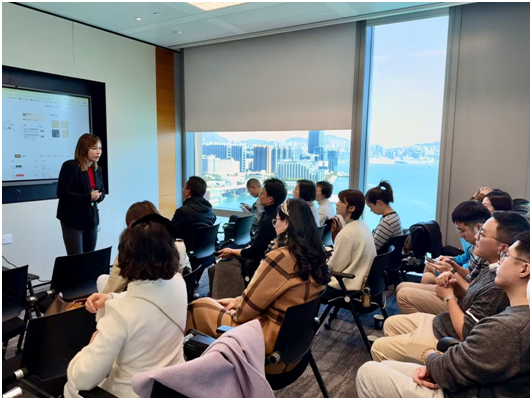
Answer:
[
  {"left": 240, "top": 202, "right": 245, "bottom": 205},
  {"left": 425, "top": 256, "right": 436, "bottom": 264}
]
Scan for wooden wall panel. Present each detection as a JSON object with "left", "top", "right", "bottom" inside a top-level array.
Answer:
[{"left": 156, "top": 48, "right": 177, "bottom": 219}]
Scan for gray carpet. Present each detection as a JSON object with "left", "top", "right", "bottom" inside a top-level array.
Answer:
[{"left": 4, "top": 269, "right": 404, "bottom": 398}]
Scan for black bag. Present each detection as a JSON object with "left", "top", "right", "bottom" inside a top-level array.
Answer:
[
  {"left": 407, "top": 220, "right": 443, "bottom": 259},
  {"left": 208, "top": 259, "right": 245, "bottom": 299}
]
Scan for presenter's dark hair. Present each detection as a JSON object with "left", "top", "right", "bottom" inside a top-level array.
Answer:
[
  {"left": 186, "top": 176, "right": 208, "bottom": 197},
  {"left": 75, "top": 133, "right": 101, "bottom": 171},
  {"left": 125, "top": 201, "right": 160, "bottom": 227},
  {"left": 118, "top": 219, "right": 179, "bottom": 281}
]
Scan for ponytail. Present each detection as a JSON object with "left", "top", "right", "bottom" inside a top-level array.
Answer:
[{"left": 365, "top": 180, "right": 394, "bottom": 205}]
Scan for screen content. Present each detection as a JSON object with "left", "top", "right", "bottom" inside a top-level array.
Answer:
[{"left": 2, "top": 87, "right": 91, "bottom": 182}]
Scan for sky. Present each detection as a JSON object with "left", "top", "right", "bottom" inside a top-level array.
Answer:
[{"left": 208, "top": 16, "right": 450, "bottom": 149}]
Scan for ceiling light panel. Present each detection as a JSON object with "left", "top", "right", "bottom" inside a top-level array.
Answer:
[{"left": 189, "top": 2, "right": 247, "bottom": 12}]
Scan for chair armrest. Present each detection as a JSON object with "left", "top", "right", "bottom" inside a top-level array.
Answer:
[
  {"left": 332, "top": 271, "right": 355, "bottom": 280},
  {"left": 437, "top": 337, "right": 463, "bottom": 352},
  {"left": 79, "top": 387, "right": 118, "bottom": 398},
  {"left": 216, "top": 325, "right": 234, "bottom": 335}
]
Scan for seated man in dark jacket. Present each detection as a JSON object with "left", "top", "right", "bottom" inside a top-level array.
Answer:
[
  {"left": 356, "top": 231, "right": 530, "bottom": 398},
  {"left": 171, "top": 176, "right": 216, "bottom": 249},
  {"left": 219, "top": 178, "right": 287, "bottom": 267}
]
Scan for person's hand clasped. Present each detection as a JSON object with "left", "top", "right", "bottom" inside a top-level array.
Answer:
[
  {"left": 91, "top": 190, "right": 101, "bottom": 202},
  {"left": 217, "top": 298, "right": 238, "bottom": 311},
  {"left": 436, "top": 282, "right": 455, "bottom": 300},
  {"left": 434, "top": 260, "right": 453, "bottom": 275},
  {"left": 413, "top": 366, "right": 439, "bottom": 390},
  {"left": 219, "top": 248, "right": 236, "bottom": 259},
  {"left": 86, "top": 293, "right": 112, "bottom": 314}
]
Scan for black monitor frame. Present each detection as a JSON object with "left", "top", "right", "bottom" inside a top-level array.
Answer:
[{"left": 2, "top": 66, "right": 108, "bottom": 204}]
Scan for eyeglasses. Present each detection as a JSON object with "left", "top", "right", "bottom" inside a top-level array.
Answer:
[
  {"left": 499, "top": 250, "right": 528, "bottom": 264},
  {"left": 477, "top": 227, "right": 502, "bottom": 242}
]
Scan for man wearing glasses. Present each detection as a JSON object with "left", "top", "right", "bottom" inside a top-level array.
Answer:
[
  {"left": 357, "top": 230, "right": 529, "bottom": 398},
  {"left": 370, "top": 211, "right": 529, "bottom": 364}
]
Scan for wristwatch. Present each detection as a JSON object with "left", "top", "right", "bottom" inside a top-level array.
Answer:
[{"left": 444, "top": 295, "right": 458, "bottom": 304}]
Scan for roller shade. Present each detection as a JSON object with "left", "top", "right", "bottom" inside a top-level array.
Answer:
[{"left": 184, "top": 23, "right": 357, "bottom": 132}]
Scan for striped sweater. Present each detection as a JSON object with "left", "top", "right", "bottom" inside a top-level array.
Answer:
[{"left": 372, "top": 212, "right": 403, "bottom": 251}]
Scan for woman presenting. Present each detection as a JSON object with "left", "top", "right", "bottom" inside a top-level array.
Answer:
[{"left": 56, "top": 133, "right": 105, "bottom": 255}]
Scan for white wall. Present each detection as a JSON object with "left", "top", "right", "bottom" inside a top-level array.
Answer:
[
  {"left": 440, "top": 2, "right": 530, "bottom": 246},
  {"left": 2, "top": 3, "right": 158, "bottom": 279}
]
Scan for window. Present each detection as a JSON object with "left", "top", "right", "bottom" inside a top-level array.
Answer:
[
  {"left": 363, "top": 16, "right": 449, "bottom": 230},
  {"left": 193, "top": 130, "right": 351, "bottom": 211}
]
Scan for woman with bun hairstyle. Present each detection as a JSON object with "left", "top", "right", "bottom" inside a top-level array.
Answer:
[{"left": 365, "top": 180, "right": 403, "bottom": 251}]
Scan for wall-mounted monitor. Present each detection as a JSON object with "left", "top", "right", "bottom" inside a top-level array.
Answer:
[{"left": 2, "top": 66, "right": 107, "bottom": 204}]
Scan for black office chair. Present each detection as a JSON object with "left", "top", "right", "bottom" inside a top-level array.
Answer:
[
  {"left": 316, "top": 225, "right": 325, "bottom": 242},
  {"left": 513, "top": 198, "right": 530, "bottom": 220},
  {"left": 231, "top": 215, "right": 254, "bottom": 247},
  {"left": 319, "top": 246, "right": 394, "bottom": 355},
  {"left": 6, "top": 307, "right": 97, "bottom": 398},
  {"left": 187, "top": 224, "right": 220, "bottom": 286},
  {"left": 322, "top": 219, "right": 334, "bottom": 247},
  {"left": 182, "top": 266, "right": 202, "bottom": 303},
  {"left": 38, "top": 247, "right": 112, "bottom": 313},
  {"left": 383, "top": 234, "right": 408, "bottom": 287},
  {"left": 2, "top": 266, "right": 33, "bottom": 358}
]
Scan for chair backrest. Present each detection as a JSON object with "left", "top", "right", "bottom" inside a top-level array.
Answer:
[
  {"left": 2, "top": 265, "right": 28, "bottom": 321},
  {"left": 322, "top": 219, "right": 333, "bottom": 247},
  {"left": 233, "top": 215, "right": 254, "bottom": 246},
  {"left": 22, "top": 307, "right": 96, "bottom": 381},
  {"left": 151, "top": 380, "right": 188, "bottom": 398},
  {"left": 316, "top": 226, "right": 325, "bottom": 241},
  {"left": 513, "top": 198, "right": 530, "bottom": 219},
  {"left": 385, "top": 234, "right": 408, "bottom": 272},
  {"left": 50, "top": 247, "right": 112, "bottom": 300},
  {"left": 272, "top": 294, "right": 322, "bottom": 365},
  {"left": 365, "top": 246, "right": 394, "bottom": 297},
  {"left": 408, "top": 221, "right": 442, "bottom": 258},
  {"left": 190, "top": 224, "right": 220, "bottom": 259},
  {"left": 182, "top": 266, "right": 201, "bottom": 303}
]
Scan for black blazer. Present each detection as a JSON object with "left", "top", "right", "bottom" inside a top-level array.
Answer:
[{"left": 56, "top": 159, "right": 105, "bottom": 230}]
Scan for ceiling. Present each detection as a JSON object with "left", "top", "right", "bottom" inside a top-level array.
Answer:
[{"left": 20, "top": 2, "right": 451, "bottom": 49}]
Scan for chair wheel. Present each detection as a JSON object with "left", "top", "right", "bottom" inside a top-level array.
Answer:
[{"left": 324, "top": 323, "right": 331, "bottom": 330}]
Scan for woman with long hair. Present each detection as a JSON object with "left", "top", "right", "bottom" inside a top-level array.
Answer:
[
  {"left": 56, "top": 133, "right": 105, "bottom": 255},
  {"left": 186, "top": 198, "right": 330, "bottom": 372},
  {"left": 482, "top": 189, "right": 513, "bottom": 212},
  {"left": 64, "top": 214, "right": 187, "bottom": 398},
  {"left": 365, "top": 180, "right": 403, "bottom": 251}
]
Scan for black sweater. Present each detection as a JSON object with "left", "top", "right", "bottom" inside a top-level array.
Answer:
[
  {"left": 171, "top": 197, "right": 216, "bottom": 249},
  {"left": 240, "top": 204, "right": 278, "bottom": 262},
  {"left": 56, "top": 160, "right": 105, "bottom": 230},
  {"left": 427, "top": 305, "right": 530, "bottom": 398}
]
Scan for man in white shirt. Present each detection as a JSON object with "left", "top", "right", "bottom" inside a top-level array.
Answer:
[
  {"left": 324, "top": 189, "right": 376, "bottom": 299},
  {"left": 316, "top": 181, "right": 336, "bottom": 227}
]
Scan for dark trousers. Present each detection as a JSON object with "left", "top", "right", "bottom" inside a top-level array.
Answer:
[{"left": 60, "top": 221, "right": 98, "bottom": 255}]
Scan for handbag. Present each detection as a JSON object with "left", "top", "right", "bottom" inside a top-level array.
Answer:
[{"left": 44, "top": 296, "right": 88, "bottom": 316}]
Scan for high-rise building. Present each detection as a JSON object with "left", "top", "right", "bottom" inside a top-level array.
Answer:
[
  {"left": 271, "top": 146, "right": 295, "bottom": 173},
  {"left": 203, "top": 143, "right": 246, "bottom": 172},
  {"left": 314, "top": 146, "right": 325, "bottom": 161},
  {"left": 308, "top": 130, "right": 324, "bottom": 154},
  {"left": 202, "top": 155, "right": 239, "bottom": 174},
  {"left": 253, "top": 145, "right": 272, "bottom": 173},
  {"left": 277, "top": 161, "right": 325, "bottom": 181},
  {"left": 327, "top": 150, "right": 338, "bottom": 171}
]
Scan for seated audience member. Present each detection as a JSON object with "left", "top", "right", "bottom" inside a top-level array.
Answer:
[
  {"left": 356, "top": 231, "right": 530, "bottom": 398},
  {"left": 370, "top": 211, "right": 529, "bottom": 363},
  {"left": 397, "top": 201, "right": 491, "bottom": 315},
  {"left": 241, "top": 178, "right": 264, "bottom": 238},
  {"left": 186, "top": 198, "right": 330, "bottom": 373},
  {"left": 97, "top": 201, "right": 191, "bottom": 296},
  {"left": 316, "top": 181, "right": 335, "bottom": 226},
  {"left": 470, "top": 186, "right": 493, "bottom": 202},
  {"left": 65, "top": 214, "right": 187, "bottom": 398},
  {"left": 483, "top": 189, "right": 513, "bottom": 212},
  {"left": 219, "top": 178, "right": 287, "bottom": 265},
  {"left": 323, "top": 190, "right": 376, "bottom": 300},
  {"left": 365, "top": 180, "right": 402, "bottom": 251},
  {"left": 293, "top": 179, "right": 320, "bottom": 226},
  {"left": 171, "top": 176, "right": 216, "bottom": 249}
]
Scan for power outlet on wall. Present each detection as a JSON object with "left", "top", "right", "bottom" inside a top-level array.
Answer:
[{"left": 2, "top": 234, "right": 13, "bottom": 245}]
